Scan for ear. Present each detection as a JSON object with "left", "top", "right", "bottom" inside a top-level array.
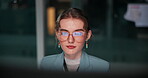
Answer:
[
  {"left": 56, "top": 31, "right": 60, "bottom": 40},
  {"left": 85, "top": 30, "right": 92, "bottom": 41}
]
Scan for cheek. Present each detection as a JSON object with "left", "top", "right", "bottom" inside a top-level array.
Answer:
[
  {"left": 60, "top": 42, "right": 66, "bottom": 51},
  {"left": 75, "top": 41, "right": 85, "bottom": 50},
  {"left": 59, "top": 41, "right": 65, "bottom": 47}
]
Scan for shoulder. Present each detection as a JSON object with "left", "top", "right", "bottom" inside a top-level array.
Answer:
[
  {"left": 89, "top": 55, "right": 109, "bottom": 65},
  {"left": 42, "top": 54, "right": 59, "bottom": 61},
  {"left": 87, "top": 54, "right": 110, "bottom": 72},
  {"left": 40, "top": 53, "right": 61, "bottom": 69}
]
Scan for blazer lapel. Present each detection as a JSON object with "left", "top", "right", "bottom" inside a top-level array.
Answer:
[
  {"left": 78, "top": 52, "right": 90, "bottom": 72},
  {"left": 53, "top": 52, "right": 91, "bottom": 72},
  {"left": 54, "top": 52, "right": 64, "bottom": 71}
]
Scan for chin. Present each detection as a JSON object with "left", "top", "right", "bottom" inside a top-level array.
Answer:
[{"left": 64, "top": 50, "right": 76, "bottom": 55}]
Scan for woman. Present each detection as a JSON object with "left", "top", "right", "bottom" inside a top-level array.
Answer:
[{"left": 40, "top": 8, "right": 109, "bottom": 72}]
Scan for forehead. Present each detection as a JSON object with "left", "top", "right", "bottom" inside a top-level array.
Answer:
[{"left": 60, "top": 18, "right": 84, "bottom": 31}]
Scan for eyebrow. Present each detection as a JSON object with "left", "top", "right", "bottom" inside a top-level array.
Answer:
[
  {"left": 59, "top": 29, "right": 85, "bottom": 32},
  {"left": 59, "top": 29, "right": 68, "bottom": 32},
  {"left": 75, "top": 29, "right": 85, "bottom": 32}
]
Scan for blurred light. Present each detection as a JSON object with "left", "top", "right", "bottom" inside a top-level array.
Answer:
[{"left": 47, "top": 7, "right": 56, "bottom": 35}]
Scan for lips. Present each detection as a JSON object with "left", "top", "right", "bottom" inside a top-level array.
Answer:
[{"left": 66, "top": 45, "right": 76, "bottom": 49}]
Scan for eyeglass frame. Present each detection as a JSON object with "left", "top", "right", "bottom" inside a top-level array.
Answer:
[{"left": 57, "top": 28, "right": 87, "bottom": 41}]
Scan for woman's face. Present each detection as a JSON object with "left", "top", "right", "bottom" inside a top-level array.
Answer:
[{"left": 56, "top": 18, "right": 91, "bottom": 58}]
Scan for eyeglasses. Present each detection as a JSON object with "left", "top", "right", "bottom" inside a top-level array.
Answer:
[{"left": 58, "top": 31, "right": 86, "bottom": 42}]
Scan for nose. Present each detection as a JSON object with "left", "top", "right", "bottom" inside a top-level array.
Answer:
[{"left": 67, "top": 34, "right": 75, "bottom": 43}]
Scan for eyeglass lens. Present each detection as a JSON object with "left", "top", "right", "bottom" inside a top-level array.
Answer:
[{"left": 59, "top": 31, "right": 85, "bottom": 42}]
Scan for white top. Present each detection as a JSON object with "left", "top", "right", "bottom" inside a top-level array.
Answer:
[{"left": 64, "top": 57, "right": 80, "bottom": 72}]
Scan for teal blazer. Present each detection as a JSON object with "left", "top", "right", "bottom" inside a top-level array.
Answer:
[{"left": 40, "top": 52, "right": 109, "bottom": 72}]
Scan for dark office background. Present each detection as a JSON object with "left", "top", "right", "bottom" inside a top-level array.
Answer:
[{"left": 0, "top": 0, "right": 148, "bottom": 73}]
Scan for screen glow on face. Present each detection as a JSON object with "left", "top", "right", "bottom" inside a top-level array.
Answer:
[
  {"left": 61, "top": 32, "right": 83, "bottom": 36},
  {"left": 58, "top": 28, "right": 86, "bottom": 42}
]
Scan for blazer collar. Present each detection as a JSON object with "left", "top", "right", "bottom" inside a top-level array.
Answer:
[
  {"left": 78, "top": 52, "right": 90, "bottom": 72},
  {"left": 54, "top": 52, "right": 90, "bottom": 72},
  {"left": 54, "top": 52, "right": 64, "bottom": 71}
]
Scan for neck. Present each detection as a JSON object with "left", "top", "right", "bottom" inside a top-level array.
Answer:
[{"left": 64, "top": 51, "right": 82, "bottom": 60}]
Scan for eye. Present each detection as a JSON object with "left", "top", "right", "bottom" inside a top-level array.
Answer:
[
  {"left": 61, "top": 32, "right": 69, "bottom": 36},
  {"left": 73, "top": 32, "right": 83, "bottom": 36}
]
